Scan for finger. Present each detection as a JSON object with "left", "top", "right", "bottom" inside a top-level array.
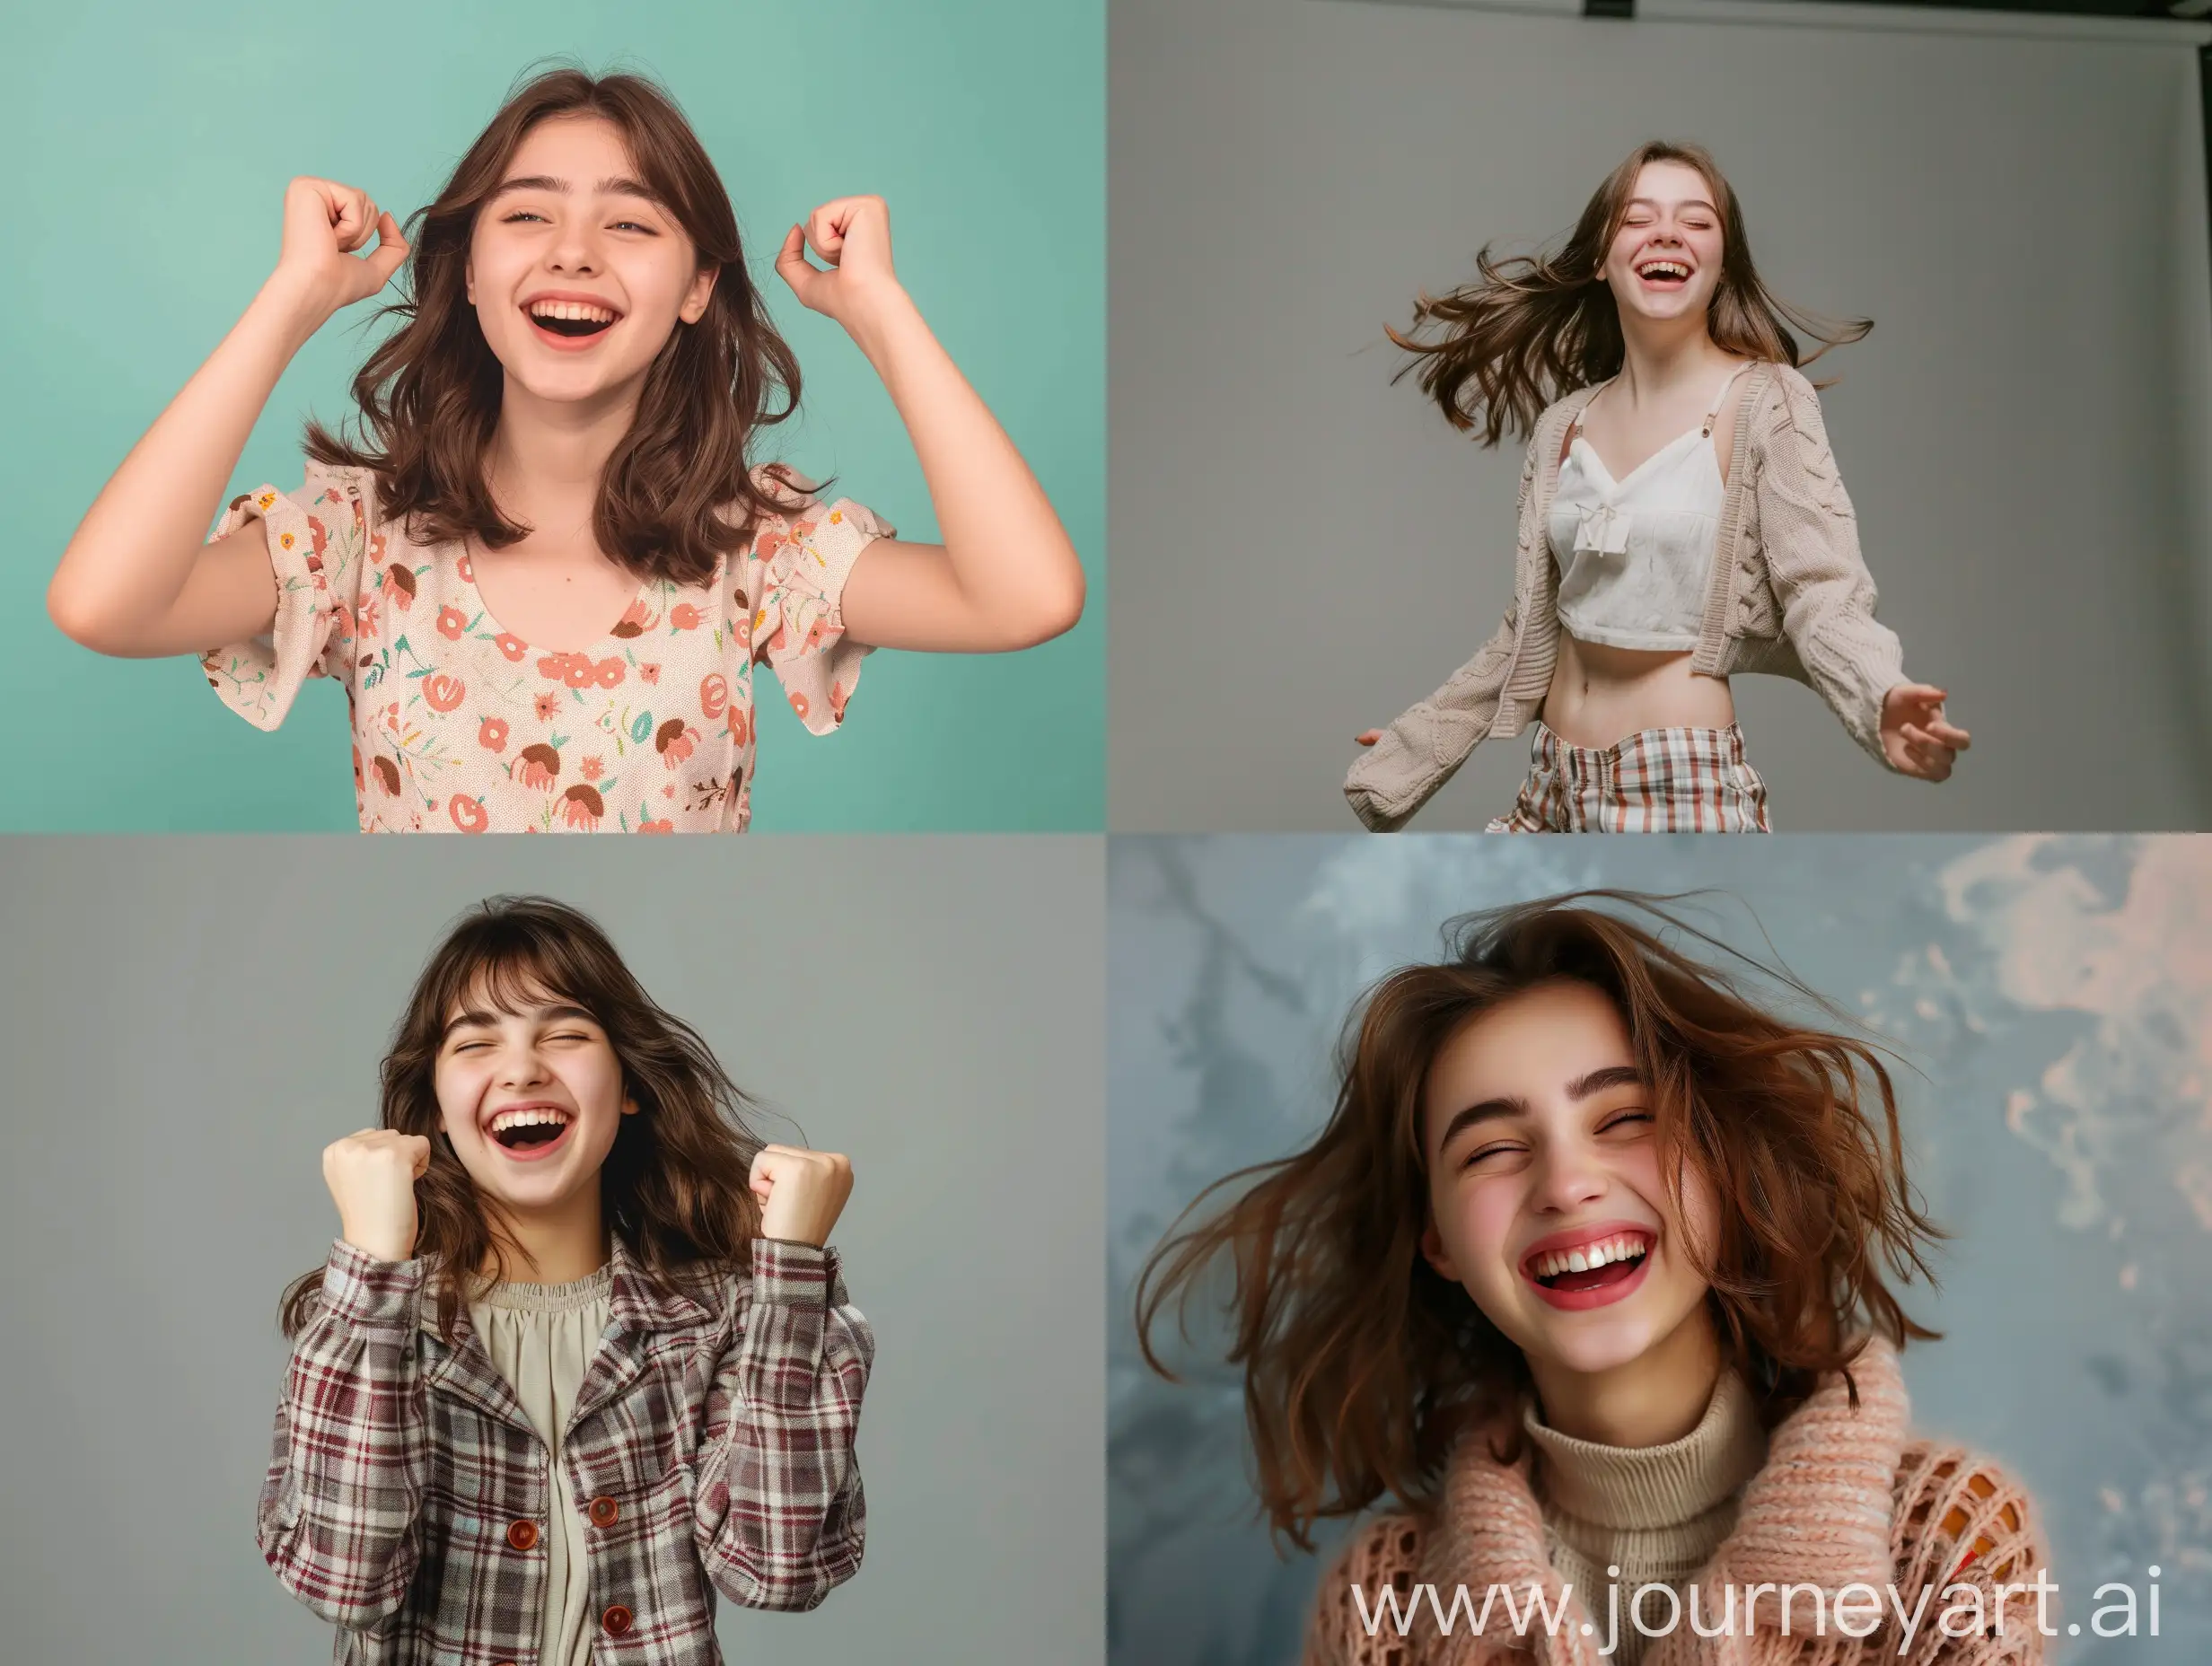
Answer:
[
  {"left": 1926, "top": 720, "right": 1971, "bottom": 750},
  {"left": 772, "top": 225, "right": 820, "bottom": 297},
  {"left": 364, "top": 212, "right": 409, "bottom": 285},
  {"left": 805, "top": 204, "right": 847, "bottom": 266},
  {"left": 1356, "top": 730, "right": 1381, "bottom": 747}
]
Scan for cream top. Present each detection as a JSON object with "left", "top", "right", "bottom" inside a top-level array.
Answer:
[
  {"left": 1525, "top": 1368, "right": 1769, "bottom": 1666},
  {"left": 468, "top": 1265, "right": 616, "bottom": 1666},
  {"left": 1549, "top": 364, "right": 1750, "bottom": 653}
]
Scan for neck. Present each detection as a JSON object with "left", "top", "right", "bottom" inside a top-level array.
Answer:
[
  {"left": 1612, "top": 315, "right": 1728, "bottom": 405},
  {"left": 486, "top": 1187, "right": 612, "bottom": 1285},
  {"left": 486, "top": 375, "right": 646, "bottom": 537},
  {"left": 1530, "top": 1304, "right": 1723, "bottom": 1447}
]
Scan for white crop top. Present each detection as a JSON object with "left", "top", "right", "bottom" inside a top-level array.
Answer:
[{"left": 1549, "top": 364, "right": 1751, "bottom": 653}]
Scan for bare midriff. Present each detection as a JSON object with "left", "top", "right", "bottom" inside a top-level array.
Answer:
[{"left": 1539, "top": 631, "right": 1735, "bottom": 749}]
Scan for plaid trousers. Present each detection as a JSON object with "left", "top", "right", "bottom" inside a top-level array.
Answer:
[{"left": 1487, "top": 721, "right": 1772, "bottom": 833}]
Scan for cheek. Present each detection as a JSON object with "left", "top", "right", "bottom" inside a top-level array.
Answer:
[
  {"left": 434, "top": 1065, "right": 485, "bottom": 1140},
  {"left": 1435, "top": 1175, "right": 1520, "bottom": 1282}
]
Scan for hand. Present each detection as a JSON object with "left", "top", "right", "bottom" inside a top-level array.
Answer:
[
  {"left": 321, "top": 1128, "right": 432, "bottom": 1263},
  {"left": 749, "top": 1144, "right": 855, "bottom": 1247},
  {"left": 273, "top": 176, "right": 408, "bottom": 320},
  {"left": 773, "top": 196, "right": 903, "bottom": 330},
  {"left": 1355, "top": 730, "right": 1381, "bottom": 747},
  {"left": 1880, "top": 683, "right": 1971, "bottom": 781}
]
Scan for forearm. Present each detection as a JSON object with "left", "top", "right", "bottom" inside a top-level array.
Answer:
[
  {"left": 844, "top": 285, "right": 1084, "bottom": 647},
  {"left": 49, "top": 276, "right": 327, "bottom": 653}
]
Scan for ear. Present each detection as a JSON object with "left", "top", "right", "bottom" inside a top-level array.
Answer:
[
  {"left": 1419, "top": 1220, "right": 1460, "bottom": 1285},
  {"left": 679, "top": 263, "right": 719, "bottom": 325},
  {"left": 465, "top": 254, "right": 476, "bottom": 308},
  {"left": 620, "top": 1094, "right": 639, "bottom": 1118}
]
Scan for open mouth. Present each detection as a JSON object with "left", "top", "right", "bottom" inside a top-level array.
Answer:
[
  {"left": 523, "top": 301, "right": 622, "bottom": 346},
  {"left": 1634, "top": 259, "right": 1692, "bottom": 288},
  {"left": 1522, "top": 1228, "right": 1655, "bottom": 1309},
  {"left": 487, "top": 1105, "right": 575, "bottom": 1159}
]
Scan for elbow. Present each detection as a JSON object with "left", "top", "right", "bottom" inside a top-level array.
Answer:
[
  {"left": 46, "top": 570, "right": 117, "bottom": 653},
  {"left": 1011, "top": 563, "right": 1086, "bottom": 649}
]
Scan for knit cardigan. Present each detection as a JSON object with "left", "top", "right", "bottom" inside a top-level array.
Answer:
[
  {"left": 1302, "top": 1340, "right": 2046, "bottom": 1666},
  {"left": 1342, "top": 363, "right": 1909, "bottom": 832}
]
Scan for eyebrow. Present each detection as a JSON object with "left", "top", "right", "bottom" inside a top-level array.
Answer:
[
  {"left": 1432, "top": 1064, "right": 1647, "bottom": 1155},
  {"left": 1624, "top": 196, "right": 1718, "bottom": 215},
  {"left": 487, "top": 174, "right": 662, "bottom": 206},
  {"left": 441, "top": 1002, "right": 599, "bottom": 1040}
]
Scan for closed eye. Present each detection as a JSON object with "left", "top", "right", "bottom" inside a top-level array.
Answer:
[
  {"left": 610, "top": 220, "right": 655, "bottom": 234},
  {"left": 1600, "top": 1110, "right": 1653, "bottom": 1135},
  {"left": 1462, "top": 1141, "right": 1524, "bottom": 1170}
]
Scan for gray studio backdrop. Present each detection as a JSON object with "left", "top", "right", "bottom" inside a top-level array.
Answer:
[
  {"left": 0, "top": 837, "right": 1102, "bottom": 1665},
  {"left": 1108, "top": 835, "right": 2212, "bottom": 1663},
  {"left": 1108, "top": 0, "right": 2212, "bottom": 831}
]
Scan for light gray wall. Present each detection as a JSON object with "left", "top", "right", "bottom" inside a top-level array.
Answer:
[
  {"left": 1108, "top": 0, "right": 2212, "bottom": 830},
  {"left": 0, "top": 836, "right": 1103, "bottom": 1664},
  {"left": 1107, "top": 834, "right": 2212, "bottom": 1663}
]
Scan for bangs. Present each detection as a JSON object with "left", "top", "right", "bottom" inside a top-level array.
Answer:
[{"left": 417, "top": 911, "right": 617, "bottom": 1037}]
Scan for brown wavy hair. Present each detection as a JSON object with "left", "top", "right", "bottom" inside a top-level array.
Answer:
[
  {"left": 1135, "top": 892, "right": 1942, "bottom": 1550},
  {"left": 306, "top": 66, "right": 806, "bottom": 586},
  {"left": 280, "top": 895, "right": 768, "bottom": 1340},
  {"left": 1390, "top": 141, "right": 1873, "bottom": 447}
]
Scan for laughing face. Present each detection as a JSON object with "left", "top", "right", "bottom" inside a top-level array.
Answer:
[
  {"left": 1419, "top": 979, "right": 1716, "bottom": 1381},
  {"left": 1600, "top": 159, "right": 1726, "bottom": 332},
  {"left": 465, "top": 113, "right": 717, "bottom": 410},
  {"left": 434, "top": 980, "right": 636, "bottom": 1221}
]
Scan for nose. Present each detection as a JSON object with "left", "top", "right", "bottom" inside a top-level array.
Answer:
[
  {"left": 1527, "top": 1138, "right": 1608, "bottom": 1215},
  {"left": 495, "top": 1039, "right": 554, "bottom": 1090},
  {"left": 547, "top": 217, "right": 603, "bottom": 276}
]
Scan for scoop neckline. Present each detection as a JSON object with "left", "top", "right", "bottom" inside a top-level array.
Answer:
[{"left": 452, "top": 537, "right": 663, "bottom": 659}]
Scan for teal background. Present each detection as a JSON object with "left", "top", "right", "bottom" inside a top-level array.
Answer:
[{"left": 0, "top": 0, "right": 1103, "bottom": 829}]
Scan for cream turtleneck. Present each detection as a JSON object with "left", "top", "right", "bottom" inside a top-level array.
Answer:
[{"left": 1524, "top": 1370, "right": 1769, "bottom": 1666}]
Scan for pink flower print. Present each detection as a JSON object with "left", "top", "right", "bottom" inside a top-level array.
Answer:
[
  {"left": 830, "top": 680, "right": 849, "bottom": 723},
  {"left": 516, "top": 743, "right": 561, "bottom": 790},
  {"left": 358, "top": 597, "right": 381, "bottom": 639},
  {"left": 803, "top": 618, "right": 828, "bottom": 653},
  {"left": 351, "top": 746, "right": 364, "bottom": 794},
  {"left": 424, "top": 673, "right": 466, "bottom": 714},
  {"left": 449, "top": 795, "right": 489, "bottom": 834},
  {"left": 656, "top": 719, "right": 698, "bottom": 769},
  {"left": 537, "top": 652, "right": 578, "bottom": 682},
  {"left": 533, "top": 693, "right": 562, "bottom": 722},
  {"left": 580, "top": 755, "right": 606, "bottom": 782},
  {"left": 636, "top": 818, "right": 674, "bottom": 834},
  {"left": 753, "top": 527, "right": 786, "bottom": 559},
  {"left": 669, "top": 603, "right": 705, "bottom": 632},
  {"left": 369, "top": 530, "right": 389, "bottom": 565},
  {"left": 496, "top": 633, "right": 529, "bottom": 662},
  {"left": 557, "top": 784, "right": 604, "bottom": 829},
  {"left": 789, "top": 691, "right": 809, "bottom": 721},
  {"left": 729, "top": 706, "right": 751, "bottom": 749},
  {"left": 387, "top": 564, "right": 417, "bottom": 611},
  {"left": 457, "top": 554, "right": 474, "bottom": 583},
  {"left": 593, "top": 657, "right": 626, "bottom": 689},
  {"left": 437, "top": 606, "right": 468, "bottom": 640},
  {"left": 791, "top": 518, "right": 817, "bottom": 541},
  {"left": 699, "top": 672, "right": 728, "bottom": 721},
  {"left": 331, "top": 604, "right": 356, "bottom": 644},
  {"left": 309, "top": 515, "right": 329, "bottom": 559},
  {"left": 479, "top": 717, "right": 509, "bottom": 753},
  {"left": 639, "top": 662, "right": 662, "bottom": 685},
  {"left": 611, "top": 597, "right": 660, "bottom": 639}
]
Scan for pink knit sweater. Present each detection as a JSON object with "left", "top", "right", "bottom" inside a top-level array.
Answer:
[{"left": 1303, "top": 1340, "right": 2046, "bottom": 1665}]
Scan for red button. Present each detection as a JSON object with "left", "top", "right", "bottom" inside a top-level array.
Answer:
[
  {"left": 601, "top": 1604, "right": 634, "bottom": 1635},
  {"left": 505, "top": 1520, "right": 539, "bottom": 1551},
  {"left": 588, "top": 1495, "right": 619, "bottom": 1528}
]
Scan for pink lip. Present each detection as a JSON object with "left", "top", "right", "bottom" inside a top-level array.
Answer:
[
  {"left": 483, "top": 1102, "right": 576, "bottom": 1163},
  {"left": 522, "top": 309, "right": 617, "bottom": 354}
]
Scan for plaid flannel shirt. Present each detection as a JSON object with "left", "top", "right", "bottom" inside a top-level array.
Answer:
[{"left": 258, "top": 1234, "right": 872, "bottom": 1664}]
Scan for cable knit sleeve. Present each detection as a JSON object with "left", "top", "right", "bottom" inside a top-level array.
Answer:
[
  {"left": 1340, "top": 431, "right": 1544, "bottom": 832},
  {"left": 1751, "top": 371, "right": 1908, "bottom": 768},
  {"left": 1888, "top": 1444, "right": 2049, "bottom": 1664},
  {"left": 1301, "top": 1515, "right": 1432, "bottom": 1666}
]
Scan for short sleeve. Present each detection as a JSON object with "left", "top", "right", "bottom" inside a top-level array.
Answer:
[
  {"left": 198, "top": 463, "right": 373, "bottom": 732},
  {"left": 734, "top": 468, "right": 892, "bottom": 737}
]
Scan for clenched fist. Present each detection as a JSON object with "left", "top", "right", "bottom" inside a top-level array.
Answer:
[
  {"left": 322, "top": 1128, "right": 432, "bottom": 1263},
  {"left": 748, "top": 1144, "right": 855, "bottom": 1248},
  {"left": 273, "top": 176, "right": 409, "bottom": 321},
  {"left": 773, "top": 196, "right": 901, "bottom": 329}
]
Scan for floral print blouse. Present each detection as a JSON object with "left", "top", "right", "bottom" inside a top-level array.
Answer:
[{"left": 200, "top": 462, "right": 889, "bottom": 832}]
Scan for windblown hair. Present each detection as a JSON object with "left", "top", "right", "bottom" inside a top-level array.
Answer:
[
  {"left": 306, "top": 66, "right": 805, "bottom": 586},
  {"left": 1390, "top": 141, "right": 1872, "bottom": 447},
  {"left": 1134, "top": 892, "right": 1941, "bottom": 1550},
  {"left": 280, "top": 895, "right": 768, "bottom": 1340}
]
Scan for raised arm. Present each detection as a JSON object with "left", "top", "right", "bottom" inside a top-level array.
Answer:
[
  {"left": 771, "top": 196, "right": 1084, "bottom": 653},
  {"left": 47, "top": 178, "right": 406, "bottom": 658}
]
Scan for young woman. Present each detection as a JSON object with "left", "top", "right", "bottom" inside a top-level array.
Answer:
[
  {"left": 1345, "top": 143, "right": 1969, "bottom": 833},
  {"left": 1138, "top": 897, "right": 2044, "bottom": 1664},
  {"left": 259, "top": 896, "right": 870, "bottom": 1662},
  {"left": 48, "top": 68, "right": 1084, "bottom": 832}
]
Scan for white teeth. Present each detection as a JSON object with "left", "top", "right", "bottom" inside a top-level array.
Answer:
[
  {"left": 1534, "top": 1234, "right": 1650, "bottom": 1279},
  {"left": 490, "top": 1107, "right": 572, "bottom": 1134},
  {"left": 529, "top": 301, "right": 617, "bottom": 323},
  {"left": 1638, "top": 261, "right": 1690, "bottom": 280}
]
